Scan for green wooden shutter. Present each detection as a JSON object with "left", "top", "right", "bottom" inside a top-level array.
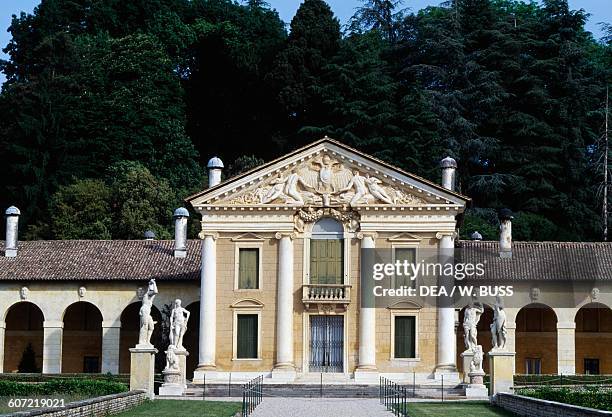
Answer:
[
  {"left": 237, "top": 314, "right": 258, "bottom": 359},
  {"left": 394, "top": 316, "right": 416, "bottom": 358},
  {"left": 238, "top": 248, "right": 259, "bottom": 289},
  {"left": 310, "top": 240, "right": 343, "bottom": 285},
  {"left": 394, "top": 248, "right": 416, "bottom": 288}
]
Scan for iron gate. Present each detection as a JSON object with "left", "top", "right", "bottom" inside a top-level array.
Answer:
[{"left": 309, "top": 315, "right": 344, "bottom": 372}]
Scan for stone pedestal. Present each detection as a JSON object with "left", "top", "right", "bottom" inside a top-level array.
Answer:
[
  {"left": 488, "top": 350, "right": 515, "bottom": 395},
  {"left": 271, "top": 367, "right": 296, "bottom": 382},
  {"left": 354, "top": 369, "right": 379, "bottom": 383},
  {"left": 465, "top": 370, "right": 488, "bottom": 398},
  {"left": 175, "top": 349, "right": 189, "bottom": 388},
  {"left": 460, "top": 350, "right": 473, "bottom": 383},
  {"left": 129, "top": 346, "right": 157, "bottom": 399},
  {"left": 159, "top": 368, "right": 183, "bottom": 396}
]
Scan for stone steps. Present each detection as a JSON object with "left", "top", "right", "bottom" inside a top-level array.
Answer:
[{"left": 184, "top": 383, "right": 465, "bottom": 399}]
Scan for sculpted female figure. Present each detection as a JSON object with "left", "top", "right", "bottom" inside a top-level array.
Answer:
[{"left": 138, "top": 279, "right": 158, "bottom": 346}]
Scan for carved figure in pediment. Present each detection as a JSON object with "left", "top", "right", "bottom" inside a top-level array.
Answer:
[
  {"left": 340, "top": 171, "right": 369, "bottom": 207},
  {"left": 366, "top": 176, "right": 394, "bottom": 204}
]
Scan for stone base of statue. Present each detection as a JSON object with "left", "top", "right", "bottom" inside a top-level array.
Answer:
[
  {"left": 488, "top": 350, "right": 515, "bottom": 395},
  {"left": 465, "top": 370, "right": 488, "bottom": 398},
  {"left": 460, "top": 350, "right": 474, "bottom": 383},
  {"left": 173, "top": 348, "right": 189, "bottom": 388},
  {"left": 159, "top": 367, "right": 183, "bottom": 396},
  {"left": 129, "top": 346, "right": 158, "bottom": 399}
]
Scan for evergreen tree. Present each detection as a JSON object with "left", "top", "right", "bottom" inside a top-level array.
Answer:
[{"left": 18, "top": 343, "right": 39, "bottom": 373}]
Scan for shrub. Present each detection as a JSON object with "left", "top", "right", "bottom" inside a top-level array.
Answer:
[
  {"left": 517, "top": 386, "right": 612, "bottom": 411},
  {"left": 0, "top": 379, "right": 128, "bottom": 397}
]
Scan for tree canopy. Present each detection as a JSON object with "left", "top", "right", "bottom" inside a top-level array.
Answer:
[{"left": 0, "top": 0, "right": 610, "bottom": 241}]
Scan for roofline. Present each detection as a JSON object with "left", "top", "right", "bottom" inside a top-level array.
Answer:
[
  {"left": 185, "top": 137, "right": 471, "bottom": 204},
  {"left": 459, "top": 240, "right": 612, "bottom": 245}
]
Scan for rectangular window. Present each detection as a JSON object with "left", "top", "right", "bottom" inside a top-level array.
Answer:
[
  {"left": 236, "top": 314, "right": 258, "bottom": 359},
  {"left": 310, "top": 240, "right": 343, "bottom": 285},
  {"left": 525, "top": 358, "right": 542, "bottom": 374},
  {"left": 394, "top": 248, "right": 416, "bottom": 289},
  {"left": 238, "top": 248, "right": 259, "bottom": 289},
  {"left": 584, "top": 358, "right": 600, "bottom": 375},
  {"left": 394, "top": 316, "right": 416, "bottom": 359}
]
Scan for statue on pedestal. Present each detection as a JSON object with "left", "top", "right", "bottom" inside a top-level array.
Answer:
[
  {"left": 169, "top": 299, "right": 190, "bottom": 350},
  {"left": 490, "top": 296, "right": 507, "bottom": 350},
  {"left": 165, "top": 344, "right": 179, "bottom": 371},
  {"left": 138, "top": 279, "right": 158, "bottom": 347},
  {"left": 463, "top": 299, "right": 484, "bottom": 351}
]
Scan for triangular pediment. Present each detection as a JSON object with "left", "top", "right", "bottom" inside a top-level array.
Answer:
[{"left": 187, "top": 138, "right": 469, "bottom": 209}]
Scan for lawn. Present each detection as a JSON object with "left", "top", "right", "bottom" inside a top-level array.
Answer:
[
  {"left": 406, "top": 401, "right": 515, "bottom": 417},
  {"left": 115, "top": 399, "right": 242, "bottom": 417}
]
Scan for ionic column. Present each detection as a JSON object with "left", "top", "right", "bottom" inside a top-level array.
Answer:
[
  {"left": 0, "top": 321, "right": 5, "bottom": 373},
  {"left": 196, "top": 233, "right": 217, "bottom": 371},
  {"left": 101, "top": 320, "right": 121, "bottom": 374},
  {"left": 274, "top": 232, "right": 295, "bottom": 372},
  {"left": 557, "top": 321, "right": 576, "bottom": 375},
  {"left": 435, "top": 232, "right": 457, "bottom": 374},
  {"left": 43, "top": 320, "right": 63, "bottom": 373},
  {"left": 357, "top": 233, "right": 377, "bottom": 372}
]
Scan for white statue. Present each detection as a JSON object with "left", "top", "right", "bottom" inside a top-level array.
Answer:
[
  {"left": 138, "top": 279, "right": 158, "bottom": 346},
  {"left": 20, "top": 286, "right": 29, "bottom": 300},
  {"left": 470, "top": 345, "right": 484, "bottom": 373},
  {"left": 463, "top": 300, "right": 484, "bottom": 351},
  {"left": 165, "top": 344, "right": 179, "bottom": 371},
  {"left": 490, "top": 297, "right": 507, "bottom": 350},
  {"left": 340, "top": 171, "right": 369, "bottom": 206},
  {"left": 78, "top": 286, "right": 86, "bottom": 298},
  {"left": 365, "top": 176, "right": 394, "bottom": 204},
  {"left": 169, "top": 299, "right": 190, "bottom": 350}
]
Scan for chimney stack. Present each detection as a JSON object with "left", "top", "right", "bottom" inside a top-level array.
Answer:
[
  {"left": 144, "top": 230, "right": 156, "bottom": 241},
  {"left": 5, "top": 206, "right": 20, "bottom": 257},
  {"left": 440, "top": 156, "right": 457, "bottom": 191},
  {"left": 207, "top": 156, "right": 224, "bottom": 188},
  {"left": 498, "top": 209, "right": 513, "bottom": 258},
  {"left": 173, "top": 207, "right": 189, "bottom": 258},
  {"left": 471, "top": 231, "right": 483, "bottom": 241}
]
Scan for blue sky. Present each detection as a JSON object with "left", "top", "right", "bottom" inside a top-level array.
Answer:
[{"left": 0, "top": 0, "right": 609, "bottom": 66}]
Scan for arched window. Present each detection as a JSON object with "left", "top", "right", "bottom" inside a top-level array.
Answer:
[{"left": 310, "top": 218, "right": 344, "bottom": 285}]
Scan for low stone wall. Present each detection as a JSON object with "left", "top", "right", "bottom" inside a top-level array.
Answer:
[
  {"left": 494, "top": 392, "right": 612, "bottom": 417},
  {"left": 4, "top": 390, "right": 147, "bottom": 417}
]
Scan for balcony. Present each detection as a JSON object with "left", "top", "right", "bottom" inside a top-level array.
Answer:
[{"left": 302, "top": 284, "right": 351, "bottom": 311}]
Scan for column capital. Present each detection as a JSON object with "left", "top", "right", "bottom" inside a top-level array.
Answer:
[
  {"left": 275, "top": 232, "right": 296, "bottom": 240},
  {"left": 43, "top": 320, "right": 64, "bottom": 328},
  {"left": 557, "top": 321, "right": 576, "bottom": 330},
  {"left": 0, "top": 321, "right": 5, "bottom": 329},
  {"left": 198, "top": 231, "right": 219, "bottom": 240},
  {"left": 102, "top": 320, "right": 121, "bottom": 328},
  {"left": 435, "top": 231, "right": 457, "bottom": 240},
  {"left": 356, "top": 232, "right": 378, "bottom": 240}
]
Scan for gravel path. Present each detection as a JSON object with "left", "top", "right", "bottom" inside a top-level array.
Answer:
[{"left": 250, "top": 398, "right": 392, "bottom": 417}]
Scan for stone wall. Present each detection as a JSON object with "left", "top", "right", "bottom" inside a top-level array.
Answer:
[
  {"left": 494, "top": 393, "right": 612, "bottom": 417},
  {"left": 6, "top": 390, "right": 147, "bottom": 417}
]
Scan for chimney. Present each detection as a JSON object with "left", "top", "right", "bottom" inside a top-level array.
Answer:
[
  {"left": 471, "top": 231, "right": 483, "bottom": 241},
  {"left": 144, "top": 230, "right": 156, "bottom": 241},
  {"left": 440, "top": 156, "right": 457, "bottom": 191},
  {"left": 498, "top": 208, "right": 513, "bottom": 258},
  {"left": 5, "top": 206, "right": 20, "bottom": 257},
  {"left": 173, "top": 207, "right": 189, "bottom": 258},
  {"left": 207, "top": 156, "right": 224, "bottom": 188}
]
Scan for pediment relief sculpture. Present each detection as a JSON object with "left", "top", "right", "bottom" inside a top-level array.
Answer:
[{"left": 223, "top": 153, "right": 428, "bottom": 207}]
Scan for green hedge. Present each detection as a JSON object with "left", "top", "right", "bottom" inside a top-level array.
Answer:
[
  {"left": 0, "top": 373, "right": 129, "bottom": 383},
  {"left": 0, "top": 379, "right": 128, "bottom": 397},
  {"left": 514, "top": 374, "right": 612, "bottom": 386},
  {"left": 516, "top": 386, "right": 612, "bottom": 411}
]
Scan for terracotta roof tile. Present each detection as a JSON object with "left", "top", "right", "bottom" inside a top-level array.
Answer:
[
  {"left": 458, "top": 240, "right": 612, "bottom": 281},
  {"left": 0, "top": 240, "right": 201, "bottom": 281}
]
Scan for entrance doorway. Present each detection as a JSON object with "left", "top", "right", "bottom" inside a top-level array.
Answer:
[{"left": 309, "top": 315, "right": 343, "bottom": 372}]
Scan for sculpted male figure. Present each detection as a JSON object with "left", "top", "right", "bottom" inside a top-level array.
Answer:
[
  {"left": 463, "top": 299, "right": 484, "bottom": 351},
  {"left": 170, "top": 298, "right": 190, "bottom": 350},
  {"left": 138, "top": 279, "right": 158, "bottom": 346},
  {"left": 340, "top": 171, "right": 369, "bottom": 206},
  {"left": 490, "top": 297, "right": 507, "bottom": 350}
]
